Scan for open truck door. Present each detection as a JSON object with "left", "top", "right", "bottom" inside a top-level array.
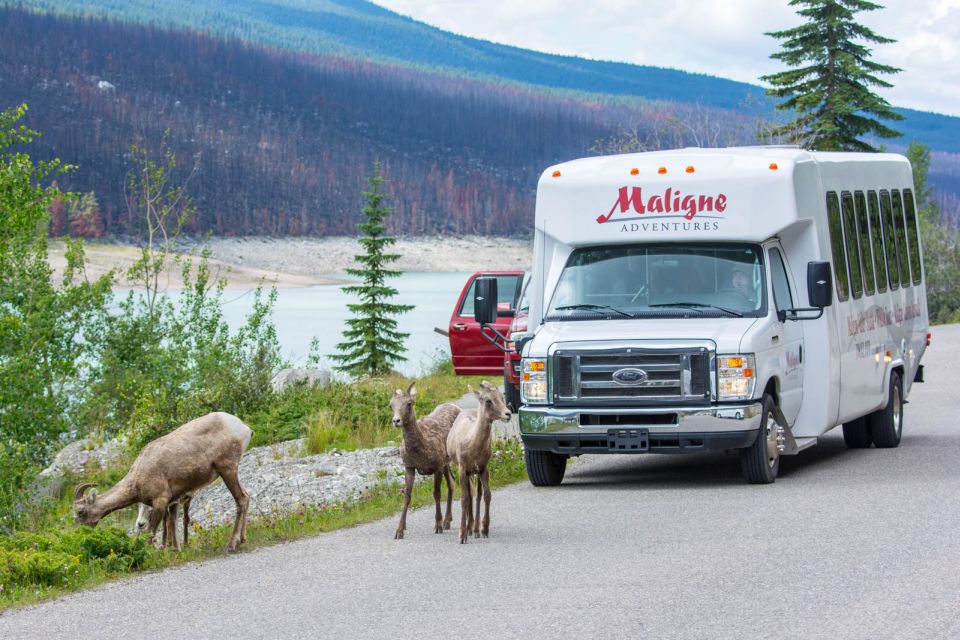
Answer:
[{"left": 448, "top": 271, "right": 523, "bottom": 375}]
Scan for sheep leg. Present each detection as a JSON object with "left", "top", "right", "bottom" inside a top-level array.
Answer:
[
  {"left": 480, "top": 467, "right": 491, "bottom": 538},
  {"left": 146, "top": 497, "right": 169, "bottom": 547},
  {"left": 433, "top": 472, "right": 443, "bottom": 534},
  {"left": 217, "top": 464, "right": 249, "bottom": 552},
  {"left": 181, "top": 495, "right": 192, "bottom": 548},
  {"left": 473, "top": 473, "right": 482, "bottom": 538},
  {"left": 459, "top": 467, "right": 472, "bottom": 544},
  {"left": 442, "top": 465, "right": 453, "bottom": 531},
  {"left": 395, "top": 467, "right": 415, "bottom": 540},
  {"left": 166, "top": 501, "right": 181, "bottom": 551}
]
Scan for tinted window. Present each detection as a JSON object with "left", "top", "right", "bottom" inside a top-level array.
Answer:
[
  {"left": 903, "top": 189, "right": 923, "bottom": 285},
  {"left": 880, "top": 190, "right": 900, "bottom": 290},
  {"left": 768, "top": 248, "right": 794, "bottom": 313},
  {"left": 458, "top": 275, "right": 521, "bottom": 316},
  {"left": 826, "top": 192, "right": 849, "bottom": 301},
  {"left": 892, "top": 190, "right": 910, "bottom": 287},
  {"left": 841, "top": 191, "right": 863, "bottom": 298},
  {"left": 854, "top": 191, "right": 875, "bottom": 295},
  {"left": 867, "top": 191, "right": 888, "bottom": 293}
]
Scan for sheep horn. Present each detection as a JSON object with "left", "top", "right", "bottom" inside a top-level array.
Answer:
[
  {"left": 405, "top": 381, "right": 416, "bottom": 396},
  {"left": 73, "top": 482, "right": 96, "bottom": 501}
]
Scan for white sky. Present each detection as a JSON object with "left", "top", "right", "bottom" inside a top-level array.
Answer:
[{"left": 372, "top": 0, "right": 960, "bottom": 117}]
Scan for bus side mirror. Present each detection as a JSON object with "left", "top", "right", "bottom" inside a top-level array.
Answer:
[
  {"left": 475, "top": 277, "right": 498, "bottom": 325},
  {"left": 807, "top": 262, "right": 833, "bottom": 308}
]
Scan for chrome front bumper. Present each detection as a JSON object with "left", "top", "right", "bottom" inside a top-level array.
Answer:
[{"left": 519, "top": 402, "right": 763, "bottom": 454}]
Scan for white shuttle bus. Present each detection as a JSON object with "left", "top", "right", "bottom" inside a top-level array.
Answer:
[{"left": 501, "top": 147, "right": 929, "bottom": 485}]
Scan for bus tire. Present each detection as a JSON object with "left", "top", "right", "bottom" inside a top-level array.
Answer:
[
  {"left": 842, "top": 417, "right": 873, "bottom": 448},
  {"left": 869, "top": 370, "right": 903, "bottom": 448},
  {"left": 524, "top": 449, "right": 567, "bottom": 486},
  {"left": 503, "top": 370, "right": 521, "bottom": 413},
  {"left": 740, "top": 394, "right": 780, "bottom": 484}
]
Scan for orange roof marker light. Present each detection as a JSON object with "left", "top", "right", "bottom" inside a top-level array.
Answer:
[
  {"left": 685, "top": 165, "right": 695, "bottom": 173},
  {"left": 552, "top": 170, "right": 561, "bottom": 178},
  {"left": 658, "top": 166, "right": 667, "bottom": 174},
  {"left": 630, "top": 168, "right": 639, "bottom": 175},
  {"left": 769, "top": 163, "right": 779, "bottom": 170}
]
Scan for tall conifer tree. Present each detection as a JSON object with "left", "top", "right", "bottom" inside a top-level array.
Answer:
[
  {"left": 761, "top": 0, "right": 903, "bottom": 151},
  {"left": 332, "top": 161, "right": 413, "bottom": 376}
]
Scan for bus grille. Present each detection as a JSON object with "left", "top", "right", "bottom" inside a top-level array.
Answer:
[{"left": 552, "top": 348, "right": 712, "bottom": 406}]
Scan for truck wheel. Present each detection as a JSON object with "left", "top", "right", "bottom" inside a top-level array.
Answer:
[
  {"left": 842, "top": 417, "right": 872, "bottom": 448},
  {"left": 740, "top": 394, "right": 780, "bottom": 484},
  {"left": 869, "top": 371, "right": 903, "bottom": 448},
  {"left": 525, "top": 449, "right": 567, "bottom": 486},
  {"left": 503, "top": 371, "right": 521, "bottom": 412}
]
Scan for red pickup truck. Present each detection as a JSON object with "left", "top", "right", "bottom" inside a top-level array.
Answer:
[{"left": 448, "top": 271, "right": 526, "bottom": 409}]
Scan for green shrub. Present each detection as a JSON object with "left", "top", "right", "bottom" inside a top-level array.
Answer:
[{"left": 0, "top": 549, "right": 81, "bottom": 588}]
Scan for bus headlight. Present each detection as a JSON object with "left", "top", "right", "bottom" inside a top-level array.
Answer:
[
  {"left": 521, "top": 358, "right": 548, "bottom": 404},
  {"left": 718, "top": 354, "right": 756, "bottom": 401}
]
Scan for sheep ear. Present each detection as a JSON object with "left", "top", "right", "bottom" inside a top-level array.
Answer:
[
  {"left": 86, "top": 489, "right": 97, "bottom": 504},
  {"left": 480, "top": 380, "right": 493, "bottom": 390},
  {"left": 394, "top": 388, "right": 403, "bottom": 396}
]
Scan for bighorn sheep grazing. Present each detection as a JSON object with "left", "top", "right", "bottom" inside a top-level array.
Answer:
[
  {"left": 74, "top": 412, "right": 253, "bottom": 552},
  {"left": 389, "top": 382, "right": 461, "bottom": 539},
  {"left": 446, "top": 381, "right": 511, "bottom": 544}
]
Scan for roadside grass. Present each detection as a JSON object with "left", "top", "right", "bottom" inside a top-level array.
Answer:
[{"left": 0, "top": 437, "right": 528, "bottom": 611}]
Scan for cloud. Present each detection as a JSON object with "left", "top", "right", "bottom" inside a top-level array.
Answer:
[{"left": 374, "top": 0, "right": 960, "bottom": 116}]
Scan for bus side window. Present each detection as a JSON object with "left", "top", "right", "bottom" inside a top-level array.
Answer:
[
  {"left": 891, "top": 190, "right": 910, "bottom": 287},
  {"left": 842, "top": 191, "right": 863, "bottom": 298},
  {"left": 854, "top": 191, "right": 875, "bottom": 295},
  {"left": 826, "top": 192, "right": 849, "bottom": 302},
  {"left": 903, "top": 189, "right": 923, "bottom": 285},
  {"left": 768, "top": 248, "right": 794, "bottom": 313},
  {"left": 867, "top": 191, "right": 888, "bottom": 293},
  {"left": 880, "top": 190, "right": 900, "bottom": 290}
]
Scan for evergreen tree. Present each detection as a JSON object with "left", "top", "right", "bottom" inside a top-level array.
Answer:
[
  {"left": 332, "top": 162, "right": 413, "bottom": 376},
  {"left": 761, "top": 0, "right": 903, "bottom": 151}
]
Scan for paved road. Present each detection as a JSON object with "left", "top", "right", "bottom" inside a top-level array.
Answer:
[{"left": 3, "top": 326, "right": 959, "bottom": 640}]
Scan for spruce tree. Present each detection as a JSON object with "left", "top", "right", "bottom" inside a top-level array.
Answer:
[
  {"left": 332, "top": 161, "right": 413, "bottom": 376},
  {"left": 761, "top": 0, "right": 903, "bottom": 151}
]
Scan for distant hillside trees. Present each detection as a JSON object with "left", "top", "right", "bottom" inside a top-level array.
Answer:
[{"left": 761, "top": 0, "right": 903, "bottom": 151}]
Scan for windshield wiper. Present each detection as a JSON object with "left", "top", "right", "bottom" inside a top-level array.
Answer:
[
  {"left": 649, "top": 302, "right": 743, "bottom": 318},
  {"left": 553, "top": 303, "right": 636, "bottom": 319}
]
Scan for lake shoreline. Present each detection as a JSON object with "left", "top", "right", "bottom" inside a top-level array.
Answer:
[{"left": 50, "top": 235, "right": 532, "bottom": 289}]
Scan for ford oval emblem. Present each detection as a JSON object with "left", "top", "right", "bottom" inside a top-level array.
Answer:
[{"left": 612, "top": 368, "right": 648, "bottom": 386}]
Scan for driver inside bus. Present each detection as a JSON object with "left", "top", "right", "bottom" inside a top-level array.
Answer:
[{"left": 729, "top": 266, "right": 754, "bottom": 302}]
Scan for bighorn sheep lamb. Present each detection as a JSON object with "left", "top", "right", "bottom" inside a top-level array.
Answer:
[
  {"left": 134, "top": 492, "right": 195, "bottom": 550},
  {"left": 389, "top": 382, "right": 461, "bottom": 539},
  {"left": 74, "top": 412, "right": 253, "bottom": 552},
  {"left": 446, "top": 381, "right": 511, "bottom": 544}
]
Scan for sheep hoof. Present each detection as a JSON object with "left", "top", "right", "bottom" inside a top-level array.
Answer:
[
  {"left": 394, "top": 530, "right": 404, "bottom": 540},
  {"left": 443, "top": 522, "right": 451, "bottom": 530},
  {"left": 482, "top": 532, "right": 489, "bottom": 538}
]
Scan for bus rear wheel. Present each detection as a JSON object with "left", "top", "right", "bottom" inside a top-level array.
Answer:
[
  {"left": 869, "top": 371, "right": 903, "bottom": 448},
  {"left": 740, "top": 394, "right": 780, "bottom": 484},
  {"left": 842, "top": 417, "right": 873, "bottom": 448}
]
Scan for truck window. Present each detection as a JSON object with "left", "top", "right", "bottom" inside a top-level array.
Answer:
[
  {"left": 880, "top": 190, "right": 900, "bottom": 290},
  {"left": 903, "top": 189, "right": 923, "bottom": 285},
  {"left": 768, "top": 248, "right": 794, "bottom": 312},
  {"left": 854, "top": 191, "right": 875, "bottom": 295},
  {"left": 545, "top": 243, "right": 765, "bottom": 319},
  {"left": 892, "top": 190, "right": 911, "bottom": 288},
  {"left": 867, "top": 191, "right": 888, "bottom": 293},
  {"left": 458, "top": 275, "right": 521, "bottom": 317},
  {"left": 826, "top": 192, "right": 849, "bottom": 302},
  {"left": 841, "top": 191, "right": 864, "bottom": 298}
]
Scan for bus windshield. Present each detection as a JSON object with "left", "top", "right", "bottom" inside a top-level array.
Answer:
[{"left": 545, "top": 243, "right": 766, "bottom": 320}]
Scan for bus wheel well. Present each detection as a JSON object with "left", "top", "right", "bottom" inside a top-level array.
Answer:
[{"left": 763, "top": 379, "right": 779, "bottom": 405}]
